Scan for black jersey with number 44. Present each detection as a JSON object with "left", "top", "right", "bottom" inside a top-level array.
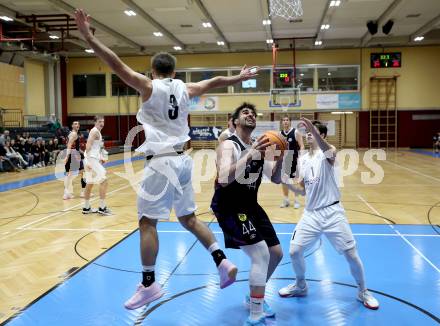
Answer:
[{"left": 211, "top": 135, "right": 264, "bottom": 212}]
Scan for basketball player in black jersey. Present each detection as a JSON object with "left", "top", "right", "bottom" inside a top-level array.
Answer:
[
  {"left": 211, "top": 103, "right": 284, "bottom": 326},
  {"left": 279, "top": 116, "right": 304, "bottom": 209},
  {"left": 63, "top": 121, "right": 86, "bottom": 200}
]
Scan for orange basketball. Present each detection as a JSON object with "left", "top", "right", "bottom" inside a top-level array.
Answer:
[{"left": 262, "top": 130, "right": 288, "bottom": 160}]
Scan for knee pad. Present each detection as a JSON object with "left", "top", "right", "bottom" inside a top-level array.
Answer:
[{"left": 241, "top": 241, "right": 270, "bottom": 287}]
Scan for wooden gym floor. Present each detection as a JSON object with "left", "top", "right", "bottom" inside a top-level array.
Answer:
[{"left": 0, "top": 149, "right": 439, "bottom": 324}]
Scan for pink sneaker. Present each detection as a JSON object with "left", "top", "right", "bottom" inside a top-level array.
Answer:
[
  {"left": 218, "top": 259, "right": 238, "bottom": 289},
  {"left": 124, "top": 282, "right": 164, "bottom": 310}
]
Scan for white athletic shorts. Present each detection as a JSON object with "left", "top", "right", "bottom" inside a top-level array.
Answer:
[
  {"left": 137, "top": 154, "right": 196, "bottom": 220},
  {"left": 84, "top": 157, "right": 106, "bottom": 184},
  {"left": 291, "top": 202, "right": 356, "bottom": 254}
]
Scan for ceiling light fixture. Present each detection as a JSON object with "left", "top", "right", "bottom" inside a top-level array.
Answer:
[
  {"left": 321, "top": 24, "right": 330, "bottom": 30},
  {"left": 202, "top": 22, "right": 212, "bottom": 28},
  {"left": 329, "top": 0, "right": 341, "bottom": 7},
  {"left": 0, "top": 16, "right": 13, "bottom": 22},
  {"left": 217, "top": 41, "right": 225, "bottom": 46},
  {"left": 173, "top": 46, "right": 182, "bottom": 51},
  {"left": 85, "top": 49, "right": 94, "bottom": 53},
  {"left": 153, "top": 32, "right": 163, "bottom": 37},
  {"left": 262, "top": 19, "right": 271, "bottom": 25},
  {"left": 266, "top": 39, "right": 274, "bottom": 44},
  {"left": 124, "top": 10, "right": 136, "bottom": 16},
  {"left": 414, "top": 36, "right": 424, "bottom": 42},
  {"left": 315, "top": 40, "right": 322, "bottom": 46},
  {"left": 49, "top": 35, "right": 59, "bottom": 39}
]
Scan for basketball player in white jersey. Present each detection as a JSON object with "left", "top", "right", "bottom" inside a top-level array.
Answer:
[
  {"left": 278, "top": 118, "right": 379, "bottom": 310},
  {"left": 218, "top": 116, "right": 235, "bottom": 143},
  {"left": 82, "top": 116, "right": 111, "bottom": 215},
  {"left": 279, "top": 116, "right": 304, "bottom": 209},
  {"left": 74, "top": 9, "right": 259, "bottom": 309},
  {"left": 63, "top": 121, "right": 86, "bottom": 200}
]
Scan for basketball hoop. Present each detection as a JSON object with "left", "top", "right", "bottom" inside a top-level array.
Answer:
[{"left": 269, "top": 0, "right": 303, "bottom": 21}]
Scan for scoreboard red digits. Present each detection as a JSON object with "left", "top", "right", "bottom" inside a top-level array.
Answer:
[{"left": 370, "top": 52, "right": 402, "bottom": 68}]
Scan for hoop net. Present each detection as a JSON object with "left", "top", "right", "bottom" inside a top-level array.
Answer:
[{"left": 269, "top": 0, "right": 303, "bottom": 21}]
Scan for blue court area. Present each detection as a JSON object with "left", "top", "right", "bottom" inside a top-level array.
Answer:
[{"left": 4, "top": 223, "right": 440, "bottom": 325}]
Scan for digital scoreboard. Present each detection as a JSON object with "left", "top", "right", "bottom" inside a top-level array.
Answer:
[
  {"left": 274, "top": 69, "right": 293, "bottom": 88},
  {"left": 370, "top": 52, "right": 402, "bottom": 68}
]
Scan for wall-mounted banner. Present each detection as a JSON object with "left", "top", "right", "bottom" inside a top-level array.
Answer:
[
  {"left": 252, "top": 121, "right": 280, "bottom": 138},
  {"left": 188, "top": 96, "right": 219, "bottom": 112},
  {"left": 316, "top": 93, "right": 360, "bottom": 109},
  {"left": 316, "top": 94, "right": 338, "bottom": 109},
  {"left": 338, "top": 93, "right": 361, "bottom": 109},
  {"left": 189, "top": 126, "right": 223, "bottom": 141}
]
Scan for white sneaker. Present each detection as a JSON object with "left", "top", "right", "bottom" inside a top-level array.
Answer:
[
  {"left": 278, "top": 282, "right": 308, "bottom": 298},
  {"left": 293, "top": 200, "right": 300, "bottom": 209},
  {"left": 358, "top": 289, "right": 379, "bottom": 310},
  {"left": 280, "top": 199, "right": 290, "bottom": 208},
  {"left": 63, "top": 193, "right": 74, "bottom": 200}
]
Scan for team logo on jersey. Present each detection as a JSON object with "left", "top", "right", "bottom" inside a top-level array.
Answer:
[
  {"left": 238, "top": 213, "right": 247, "bottom": 222},
  {"left": 288, "top": 138, "right": 292, "bottom": 142}
]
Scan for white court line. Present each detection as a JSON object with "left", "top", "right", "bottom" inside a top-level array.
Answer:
[
  {"left": 0, "top": 184, "right": 132, "bottom": 241},
  {"left": 17, "top": 226, "right": 440, "bottom": 237},
  {"left": 357, "top": 194, "right": 440, "bottom": 274},
  {"left": 384, "top": 159, "right": 440, "bottom": 183}
]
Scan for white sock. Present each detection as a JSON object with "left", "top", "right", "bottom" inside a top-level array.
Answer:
[
  {"left": 208, "top": 242, "right": 220, "bottom": 254},
  {"left": 84, "top": 200, "right": 90, "bottom": 209},
  {"left": 250, "top": 296, "right": 264, "bottom": 320},
  {"left": 99, "top": 199, "right": 106, "bottom": 209},
  {"left": 142, "top": 265, "right": 155, "bottom": 272}
]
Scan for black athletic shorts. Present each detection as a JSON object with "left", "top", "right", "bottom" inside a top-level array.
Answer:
[
  {"left": 213, "top": 204, "right": 280, "bottom": 249},
  {"left": 65, "top": 152, "right": 84, "bottom": 173}
]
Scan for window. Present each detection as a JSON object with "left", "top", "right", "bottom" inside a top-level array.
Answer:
[
  {"left": 190, "top": 70, "right": 229, "bottom": 93},
  {"left": 73, "top": 74, "right": 106, "bottom": 97},
  {"left": 174, "top": 71, "right": 187, "bottom": 82},
  {"left": 111, "top": 74, "right": 138, "bottom": 96},
  {"left": 296, "top": 67, "right": 314, "bottom": 92},
  {"left": 317, "top": 66, "right": 358, "bottom": 91},
  {"left": 231, "top": 69, "right": 271, "bottom": 93}
]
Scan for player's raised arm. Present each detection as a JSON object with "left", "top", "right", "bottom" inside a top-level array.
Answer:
[
  {"left": 186, "top": 65, "right": 259, "bottom": 98},
  {"left": 74, "top": 9, "right": 151, "bottom": 98},
  {"left": 300, "top": 118, "right": 336, "bottom": 164}
]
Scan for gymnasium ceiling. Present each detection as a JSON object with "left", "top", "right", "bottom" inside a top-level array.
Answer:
[{"left": 0, "top": 0, "right": 439, "bottom": 61}]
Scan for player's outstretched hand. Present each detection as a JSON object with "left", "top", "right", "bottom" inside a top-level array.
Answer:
[
  {"left": 74, "top": 9, "right": 93, "bottom": 39},
  {"left": 299, "top": 117, "right": 315, "bottom": 133},
  {"left": 239, "top": 65, "right": 260, "bottom": 80}
]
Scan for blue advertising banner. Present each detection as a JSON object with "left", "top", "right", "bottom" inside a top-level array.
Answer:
[
  {"left": 338, "top": 93, "right": 361, "bottom": 109},
  {"left": 189, "top": 126, "right": 223, "bottom": 141}
]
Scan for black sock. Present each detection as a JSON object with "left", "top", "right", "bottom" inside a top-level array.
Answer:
[
  {"left": 211, "top": 249, "right": 226, "bottom": 267},
  {"left": 142, "top": 271, "right": 155, "bottom": 287},
  {"left": 81, "top": 178, "right": 86, "bottom": 188}
]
